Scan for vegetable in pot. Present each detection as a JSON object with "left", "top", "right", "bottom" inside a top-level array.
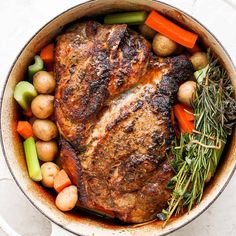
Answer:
[
  {"left": 145, "top": 11, "right": 198, "bottom": 48},
  {"left": 138, "top": 24, "right": 156, "bottom": 39},
  {"left": 41, "top": 162, "right": 60, "bottom": 188},
  {"left": 33, "top": 71, "right": 56, "bottom": 94},
  {"left": 190, "top": 52, "right": 208, "bottom": 71},
  {"left": 54, "top": 169, "right": 72, "bottom": 193},
  {"left": 104, "top": 11, "right": 147, "bottom": 25},
  {"left": 194, "top": 64, "right": 209, "bottom": 83},
  {"left": 177, "top": 81, "right": 196, "bottom": 107},
  {"left": 28, "top": 55, "right": 44, "bottom": 80},
  {"left": 152, "top": 33, "right": 178, "bottom": 56},
  {"left": 36, "top": 140, "right": 58, "bottom": 162},
  {"left": 173, "top": 104, "right": 194, "bottom": 133},
  {"left": 33, "top": 119, "right": 58, "bottom": 141},
  {"left": 31, "top": 95, "right": 54, "bottom": 119},
  {"left": 55, "top": 185, "right": 78, "bottom": 211},
  {"left": 17, "top": 121, "right": 33, "bottom": 139},
  {"left": 23, "top": 137, "right": 42, "bottom": 181},
  {"left": 14, "top": 81, "right": 37, "bottom": 111},
  {"left": 40, "top": 44, "right": 54, "bottom": 71}
]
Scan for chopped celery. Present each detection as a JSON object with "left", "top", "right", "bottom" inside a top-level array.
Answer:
[
  {"left": 28, "top": 55, "right": 44, "bottom": 80},
  {"left": 13, "top": 81, "right": 37, "bottom": 111},
  {"left": 23, "top": 137, "right": 42, "bottom": 181},
  {"left": 104, "top": 11, "right": 147, "bottom": 25},
  {"left": 194, "top": 64, "right": 209, "bottom": 83}
]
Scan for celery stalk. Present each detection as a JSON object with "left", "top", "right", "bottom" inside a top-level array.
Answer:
[
  {"left": 13, "top": 81, "right": 37, "bottom": 111},
  {"left": 28, "top": 55, "right": 44, "bottom": 80},
  {"left": 104, "top": 11, "right": 147, "bottom": 25},
  {"left": 23, "top": 137, "right": 42, "bottom": 181}
]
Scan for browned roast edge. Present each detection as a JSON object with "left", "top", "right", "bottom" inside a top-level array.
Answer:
[{"left": 59, "top": 139, "right": 90, "bottom": 206}]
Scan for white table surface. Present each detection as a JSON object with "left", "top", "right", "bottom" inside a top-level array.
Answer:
[{"left": 0, "top": 0, "right": 236, "bottom": 235}]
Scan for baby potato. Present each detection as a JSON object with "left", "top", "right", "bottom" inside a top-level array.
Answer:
[
  {"left": 33, "top": 71, "right": 56, "bottom": 94},
  {"left": 33, "top": 119, "right": 58, "bottom": 141},
  {"left": 190, "top": 52, "right": 208, "bottom": 71},
  {"left": 41, "top": 162, "right": 60, "bottom": 188},
  {"left": 55, "top": 185, "right": 78, "bottom": 211},
  {"left": 36, "top": 140, "right": 58, "bottom": 162},
  {"left": 177, "top": 81, "right": 197, "bottom": 107},
  {"left": 152, "top": 33, "right": 178, "bottom": 56},
  {"left": 31, "top": 95, "right": 54, "bottom": 119},
  {"left": 138, "top": 24, "right": 156, "bottom": 39}
]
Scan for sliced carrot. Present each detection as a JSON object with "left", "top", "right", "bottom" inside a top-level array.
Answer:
[
  {"left": 187, "top": 44, "right": 201, "bottom": 54},
  {"left": 179, "top": 121, "right": 194, "bottom": 134},
  {"left": 23, "top": 109, "right": 33, "bottom": 118},
  {"left": 17, "top": 121, "right": 33, "bottom": 139},
  {"left": 145, "top": 11, "right": 198, "bottom": 48},
  {"left": 174, "top": 104, "right": 194, "bottom": 133},
  {"left": 54, "top": 169, "right": 72, "bottom": 193},
  {"left": 174, "top": 104, "right": 194, "bottom": 121},
  {"left": 40, "top": 44, "right": 54, "bottom": 71}
]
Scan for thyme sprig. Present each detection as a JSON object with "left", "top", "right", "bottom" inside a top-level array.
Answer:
[{"left": 162, "top": 50, "right": 236, "bottom": 226}]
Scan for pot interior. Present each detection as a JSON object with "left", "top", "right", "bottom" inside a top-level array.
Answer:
[{"left": 1, "top": 0, "right": 236, "bottom": 235}]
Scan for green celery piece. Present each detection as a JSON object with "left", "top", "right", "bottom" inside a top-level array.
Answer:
[
  {"left": 194, "top": 64, "right": 209, "bottom": 83},
  {"left": 104, "top": 11, "right": 147, "bottom": 25},
  {"left": 13, "top": 81, "right": 37, "bottom": 111},
  {"left": 28, "top": 55, "right": 44, "bottom": 80},
  {"left": 14, "top": 81, "right": 37, "bottom": 111},
  {"left": 23, "top": 137, "right": 42, "bottom": 181}
]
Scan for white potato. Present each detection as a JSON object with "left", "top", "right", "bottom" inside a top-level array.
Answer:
[
  {"left": 190, "top": 52, "right": 208, "bottom": 71},
  {"left": 36, "top": 140, "right": 58, "bottom": 162},
  {"left": 31, "top": 95, "right": 54, "bottom": 119},
  {"left": 41, "top": 162, "right": 60, "bottom": 188},
  {"left": 152, "top": 33, "right": 178, "bottom": 56},
  {"left": 55, "top": 185, "right": 78, "bottom": 211},
  {"left": 33, "top": 71, "right": 56, "bottom": 94},
  {"left": 33, "top": 119, "right": 58, "bottom": 141},
  {"left": 177, "top": 81, "right": 196, "bottom": 107}
]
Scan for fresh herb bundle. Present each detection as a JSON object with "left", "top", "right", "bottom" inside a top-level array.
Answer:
[{"left": 161, "top": 50, "right": 236, "bottom": 226}]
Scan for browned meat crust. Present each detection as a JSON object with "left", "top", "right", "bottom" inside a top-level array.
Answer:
[{"left": 55, "top": 21, "right": 194, "bottom": 223}]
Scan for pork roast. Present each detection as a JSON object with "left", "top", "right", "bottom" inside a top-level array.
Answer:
[{"left": 54, "top": 21, "right": 193, "bottom": 223}]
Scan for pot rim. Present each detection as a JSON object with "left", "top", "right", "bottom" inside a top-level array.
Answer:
[{"left": 1, "top": 1, "right": 236, "bottom": 235}]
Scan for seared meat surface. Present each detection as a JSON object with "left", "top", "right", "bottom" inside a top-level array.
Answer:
[{"left": 55, "top": 21, "right": 193, "bottom": 223}]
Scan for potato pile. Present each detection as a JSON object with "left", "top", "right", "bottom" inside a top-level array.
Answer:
[{"left": 32, "top": 71, "right": 78, "bottom": 211}]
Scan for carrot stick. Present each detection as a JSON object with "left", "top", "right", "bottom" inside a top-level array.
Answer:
[
  {"left": 40, "top": 44, "right": 54, "bottom": 71},
  {"left": 179, "top": 121, "right": 194, "bottom": 134},
  {"left": 174, "top": 104, "right": 194, "bottom": 133},
  {"left": 187, "top": 44, "right": 201, "bottom": 54},
  {"left": 54, "top": 169, "right": 72, "bottom": 193},
  {"left": 17, "top": 121, "right": 34, "bottom": 139},
  {"left": 174, "top": 104, "right": 194, "bottom": 121},
  {"left": 145, "top": 11, "right": 198, "bottom": 48}
]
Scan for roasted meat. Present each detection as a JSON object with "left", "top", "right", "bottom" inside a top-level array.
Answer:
[{"left": 55, "top": 21, "right": 193, "bottom": 223}]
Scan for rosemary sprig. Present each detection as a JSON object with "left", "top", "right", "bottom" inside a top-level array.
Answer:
[{"left": 162, "top": 50, "right": 236, "bottom": 226}]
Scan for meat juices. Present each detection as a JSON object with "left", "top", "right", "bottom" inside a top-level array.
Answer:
[{"left": 54, "top": 21, "right": 193, "bottom": 223}]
